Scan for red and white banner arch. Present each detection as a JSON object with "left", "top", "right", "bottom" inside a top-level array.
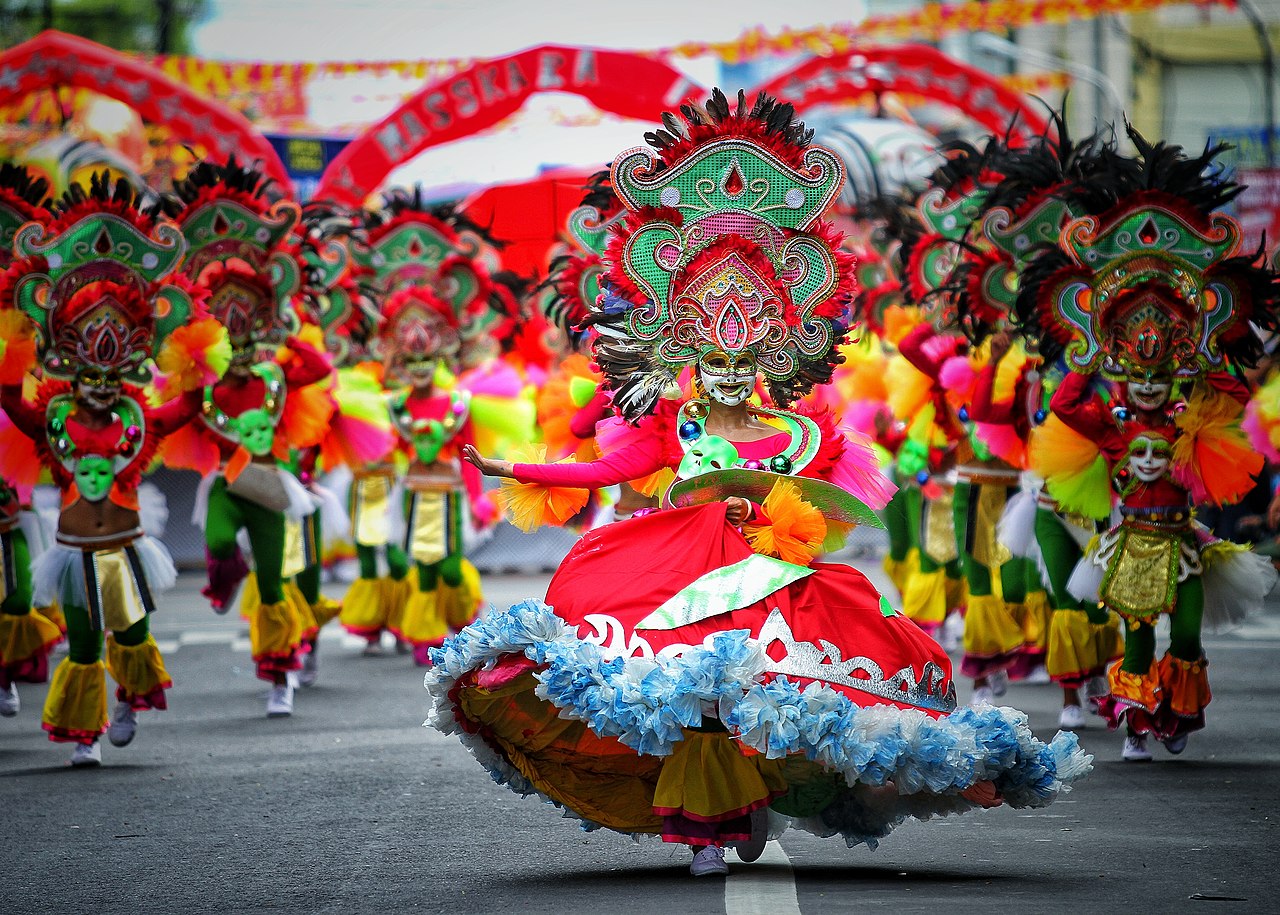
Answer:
[
  {"left": 756, "top": 44, "right": 1052, "bottom": 142},
  {"left": 0, "top": 30, "right": 292, "bottom": 193},
  {"left": 314, "top": 45, "right": 704, "bottom": 207}
]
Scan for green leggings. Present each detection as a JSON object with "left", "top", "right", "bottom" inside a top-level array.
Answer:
[
  {"left": 64, "top": 606, "right": 148, "bottom": 665},
  {"left": 296, "top": 511, "right": 322, "bottom": 606},
  {"left": 205, "top": 477, "right": 286, "bottom": 605},
  {"left": 355, "top": 543, "right": 409, "bottom": 581},
  {"left": 418, "top": 553, "right": 464, "bottom": 591},
  {"left": 953, "top": 481, "right": 1030, "bottom": 601},
  {"left": 1, "top": 528, "right": 33, "bottom": 616},
  {"left": 883, "top": 484, "right": 913, "bottom": 564},
  {"left": 1119, "top": 576, "right": 1205, "bottom": 673},
  {"left": 1034, "top": 508, "right": 1087, "bottom": 613}
]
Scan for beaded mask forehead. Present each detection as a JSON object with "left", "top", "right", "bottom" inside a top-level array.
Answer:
[{"left": 596, "top": 89, "right": 855, "bottom": 421}]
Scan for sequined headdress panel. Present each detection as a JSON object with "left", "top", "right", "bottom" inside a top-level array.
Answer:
[
  {"left": 5, "top": 173, "right": 196, "bottom": 382},
  {"left": 597, "top": 89, "right": 855, "bottom": 420}
]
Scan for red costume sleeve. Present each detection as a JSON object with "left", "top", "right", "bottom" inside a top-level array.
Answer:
[
  {"left": 1205, "top": 370, "right": 1251, "bottom": 406},
  {"left": 969, "top": 361, "right": 1015, "bottom": 425},
  {"left": 282, "top": 338, "right": 333, "bottom": 389},
  {"left": 897, "top": 323, "right": 939, "bottom": 378},
  {"left": 513, "top": 435, "right": 668, "bottom": 488},
  {"left": 1051, "top": 371, "right": 1115, "bottom": 445},
  {"left": 0, "top": 384, "right": 42, "bottom": 441},
  {"left": 569, "top": 389, "right": 612, "bottom": 440},
  {"left": 148, "top": 388, "right": 203, "bottom": 437},
  {"left": 897, "top": 323, "right": 966, "bottom": 382}
]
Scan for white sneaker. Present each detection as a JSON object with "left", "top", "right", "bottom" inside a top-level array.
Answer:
[
  {"left": 362, "top": 640, "right": 385, "bottom": 658},
  {"left": 1025, "top": 664, "right": 1051, "bottom": 684},
  {"left": 70, "top": 740, "right": 102, "bottom": 767},
  {"left": 107, "top": 702, "right": 138, "bottom": 747},
  {"left": 1057, "top": 705, "right": 1086, "bottom": 729},
  {"left": 690, "top": 845, "right": 728, "bottom": 877},
  {"left": 989, "top": 669, "right": 1009, "bottom": 697},
  {"left": 941, "top": 611, "right": 964, "bottom": 653},
  {"left": 297, "top": 650, "right": 318, "bottom": 688},
  {"left": 0, "top": 682, "right": 19, "bottom": 717},
  {"left": 733, "top": 807, "right": 768, "bottom": 864},
  {"left": 1163, "top": 734, "right": 1189, "bottom": 755},
  {"left": 266, "top": 683, "right": 294, "bottom": 718},
  {"left": 1122, "top": 735, "right": 1152, "bottom": 761},
  {"left": 970, "top": 685, "right": 995, "bottom": 707}
]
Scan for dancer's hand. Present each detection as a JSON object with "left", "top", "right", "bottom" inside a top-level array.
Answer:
[
  {"left": 960, "top": 780, "right": 1003, "bottom": 808},
  {"left": 989, "top": 331, "right": 1013, "bottom": 362},
  {"left": 462, "top": 444, "right": 514, "bottom": 478},
  {"left": 724, "top": 496, "right": 750, "bottom": 525}
]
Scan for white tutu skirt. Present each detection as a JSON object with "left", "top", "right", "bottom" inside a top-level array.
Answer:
[
  {"left": 32, "top": 536, "right": 177, "bottom": 621},
  {"left": 137, "top": 481, "right": 170, "bottom": 539}
]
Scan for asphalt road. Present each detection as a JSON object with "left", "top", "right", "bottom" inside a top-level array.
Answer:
[{"left": 3, "top": 560, "right": 1278, "bottom": 914}]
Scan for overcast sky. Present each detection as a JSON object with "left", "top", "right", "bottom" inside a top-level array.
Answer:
[{"left": 192, "top": 0, "right": 868, "bottom": 60}]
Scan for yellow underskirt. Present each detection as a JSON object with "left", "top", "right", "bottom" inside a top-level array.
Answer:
[
  {"left": 457, "top": 669, "right": 664, "bottom": 834},
  {"left": 653, "top": 730, "right": 787, "bottom": 821}
]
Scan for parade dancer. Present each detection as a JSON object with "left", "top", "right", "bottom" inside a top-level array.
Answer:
[
  {"left": 956, "top": 123, "right": 1124, "bottom": 727},
  {"left": 900, "top": 144, "right": 1048, "bottom": 701},
  {"left": 436, "top": 90, "right": 1090, "bottom": 877},
  {"left": 1029, "top": 129, "right": 1280, "bottom": 759},
  {"left": 0, "top": 174, "right": 227, "bottom": 764},
  {"left": 0, "top": 163, "right": 61, "bottom": 719},
  {"left": 160, "top": 158, "right": 331, "bottom": 718},
  {"left": 340, "top": 193, "right": 493, "bottom": 662}
]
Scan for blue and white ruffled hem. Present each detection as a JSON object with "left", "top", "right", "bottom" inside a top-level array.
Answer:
[{"left": 426, "top": 599, "right": 1092, "bottom": 849}]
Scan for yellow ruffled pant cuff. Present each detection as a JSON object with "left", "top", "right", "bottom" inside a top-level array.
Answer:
[
  {"left": 441, "top": 560, "right": 483, "bottom": 630},
  {"left": 395, "top": 589, "right": 446, "bottom": 646},
  {"left": 0, "top": 608, "right": 63, "bottom": 668},
  {"left": 339, "top": 577, "right": 385, "bottom": 635},
  {"left": 250, "top": 599, "right": 303, "bottom": 662},
  {"left": 39, "top": 603, "right": 66, "bottom": 634},
  {"left": 105, "top": 634, "right": 172, "bottom": 706},
  {"left": 42, "top": 658, "right": 108, "bottom": 743},
  {"left": 901, "top": 566, "right": 948, "bottom": 628},
  {"left": 384, "top": 576, "right": 412, "bottom": 633},
  {"left": 1159, "top": 653, "right": 1211, "bottom": 717},
  {"left": 239, "top": 571, "right": 261, "bottom": 622},
  {"left": 1017, "top": 591, "right": 1052, "bottom": 650},
  {"left": 1046, "top": 609, "right": 1124, "bottom": 683},
  {"left": 944, "top": 574, "right": 968, "bottom": 614},
  {"left": 962, "top": 592, "right": 1025, "bottom": 659},
  {"left": 882, "top": 551, "right": 917, "bottom": 600},
  {"left": 283, "top": 581, "right": 318, "bottom": 639},
  {"left": 309, "top": 595, "right": 342, "bottom": 629}
]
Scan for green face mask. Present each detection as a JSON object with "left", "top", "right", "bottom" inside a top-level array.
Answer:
[
  {"left": 412, "top": 419, "right": 446, "bottom": 464},
  {"left": 74, "top": 455, "right": 116, "bottom": 503},
  {"left": 677, "top": 434, "right": 740, "bottom": 479},
  {"left": 235, "top": 408, "right": 276, "bottom": 457}
]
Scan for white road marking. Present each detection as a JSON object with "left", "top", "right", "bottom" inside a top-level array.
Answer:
[{"left": 725, "top": 841, "right": 800, "bottom": 915}]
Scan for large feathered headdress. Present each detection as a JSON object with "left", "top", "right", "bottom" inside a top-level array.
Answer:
[
  {"left": 0, "top": 173, "right": 207, "bottom": 384},
  {"left": 170, "top": 155, "right": 303, "bottom": 351},
  {"left": 594, "top": 88, "right": 855, "bottom": 421},
  {"left": 1019, "top": 126, "right": 1279, "bottom": 378},
  {"left": 355, "top": 190, "right": 497, "bottom": 367}
]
